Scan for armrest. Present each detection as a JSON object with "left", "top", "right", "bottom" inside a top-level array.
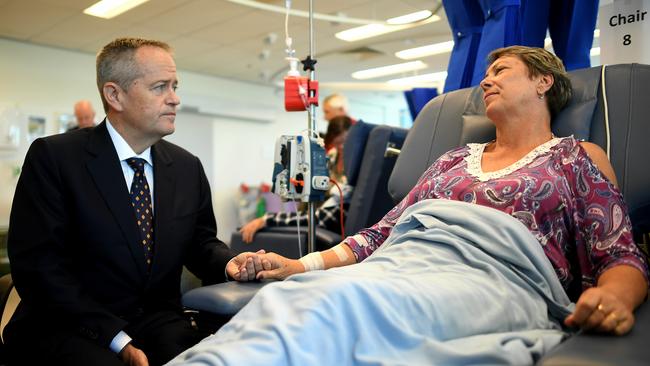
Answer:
[
  {"left": 539, "top": 301, "right": 650, "bottom": 365},
  {"left": 182, "top": 281, "right": 272, "bottom": 316}
]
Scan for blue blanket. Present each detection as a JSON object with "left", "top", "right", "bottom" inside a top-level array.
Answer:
[{"left": 169, "top": 200, "right": 575, "bottom": 365}]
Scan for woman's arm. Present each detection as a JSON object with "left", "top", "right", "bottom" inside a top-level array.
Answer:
[
  {"left": 239, "top": 217, "right": 267, "bottom": 243},
  {"left": 564, "top": 141, "right": 649, "bottom": 334},
  {"left": 565, "top": 265, "right": 647, "bottom": 335},
  {"left": 238, "top": 243, "right": 357, "bottom": 280}
]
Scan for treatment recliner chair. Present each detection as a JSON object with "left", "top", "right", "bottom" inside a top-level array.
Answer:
[{"left": 387, "top": 63, "right": 650, "bottom": 365}]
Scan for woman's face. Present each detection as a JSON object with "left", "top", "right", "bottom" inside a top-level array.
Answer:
[{"left": 480, "top": 55, "right": 542, "bottom": 119}]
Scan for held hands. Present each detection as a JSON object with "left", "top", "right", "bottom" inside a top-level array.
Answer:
[
  {"left": 120, "top": 344, "right": 149, "bottom": 366},
  {"left": 226, "top": 250, "right": 272, "bottom": 281},
  {"left": 564, "top": 286, "right": 635, "bottom": 335},
  {"left": 254, "top": 252, "right": 305, "bottom": 280},
  {"left": 239, "top": 217, "right": 266, "bottom": 243},
  {"left": 226, "top": 251, "right": 304, "bottom": 281}
]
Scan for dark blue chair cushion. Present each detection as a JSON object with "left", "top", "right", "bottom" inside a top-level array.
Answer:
[{"left": 343, "top": 120, "right": 376, "bottom": 186}]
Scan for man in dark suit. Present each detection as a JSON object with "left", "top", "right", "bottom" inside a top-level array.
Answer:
[{"left": 5, "top": 38, "right": 263, "bottom": 366}]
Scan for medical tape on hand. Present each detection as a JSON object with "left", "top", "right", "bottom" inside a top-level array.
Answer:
[
  {"left": 332, "top": 243, "right": 349, "bottom": 262},
  {"left": 299, "top": 252, "right": 324, "bottom": 272}
]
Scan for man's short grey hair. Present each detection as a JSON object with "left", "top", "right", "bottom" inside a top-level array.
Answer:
[
  {"left": 323, "top": 93, "right": 349, "bottom": 111},
  {"left": 96, "top": 37, "right": 172, "bottom": 112}
]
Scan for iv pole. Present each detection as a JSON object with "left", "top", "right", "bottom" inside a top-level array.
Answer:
[
  {"left": 282, "top": 0, "right": 320, "bottom": 254},
  {"left": 306, "top": 0, "right": 316, "bottom": 254}
]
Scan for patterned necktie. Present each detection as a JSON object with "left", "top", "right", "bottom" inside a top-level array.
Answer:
[{"left": 126, "top": 158, "right": 154, "bottom": 270}]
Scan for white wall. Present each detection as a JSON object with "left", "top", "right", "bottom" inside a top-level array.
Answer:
[{"left": 0, "top": 38, "right": 409, "bottom": 240}]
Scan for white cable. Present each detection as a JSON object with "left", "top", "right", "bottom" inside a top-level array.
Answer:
[
  {"left": 285, "top": 0, "right": 292, "bottom": 55},
  {"left": 299, "top": 128, "right": 319, "bottom": 140},
  {"left": 600, "top": 64, "right": 611, "bottom": 159},
  {"left": 292, "top": 196, "right": 302, "bottom": 255},
  {"left": 284, "top": 0, "right": 297, "bottom": 69}
]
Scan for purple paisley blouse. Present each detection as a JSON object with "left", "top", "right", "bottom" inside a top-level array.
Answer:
[{"left": 344, "top": 136, "right": 648, "bottom": 294}]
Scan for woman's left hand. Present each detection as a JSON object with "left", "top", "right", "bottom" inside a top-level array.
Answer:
[{"left": 564, "top": 286, "right": 635, "bottom": 335}]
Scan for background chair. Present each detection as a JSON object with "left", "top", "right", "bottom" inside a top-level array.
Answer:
[{"left": 388, "top": 63, "right": 650, "bottom": 365}]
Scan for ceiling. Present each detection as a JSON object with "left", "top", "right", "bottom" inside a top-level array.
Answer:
[{"left": 0, "top": 0, "right": 455, "bottom": 89}]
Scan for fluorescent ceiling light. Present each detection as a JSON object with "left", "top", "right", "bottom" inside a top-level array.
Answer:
[
  {"left": 352, "top": 61, "right": 428, "bottom": 80},
  {"left": 396, "top": 40, "right": 455, "bottom": 60},
  {"left": 387, "top": 71, "right": 448, "bottom": 85},
  {"left": 84, "top": 0, "right": 150, "bottom": 19},
  {"left": 387, "top": 10, "right": 433, "bottom": 25},
  {"left": 336, "top": 15, "right": 439, "bottom": 42}
]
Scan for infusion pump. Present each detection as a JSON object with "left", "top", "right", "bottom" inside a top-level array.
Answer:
[{"left": 271, "top": 131, "right": 329, "bottom": 202}]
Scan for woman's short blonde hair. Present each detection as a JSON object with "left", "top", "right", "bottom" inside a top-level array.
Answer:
[{"left": 487, "top": 46, "right": 572, "bottom": 117}]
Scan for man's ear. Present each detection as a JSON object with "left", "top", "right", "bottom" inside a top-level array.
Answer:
[
  {"left": 538, "top": 73, "right": 554, "bottom": 95},
  {"left": 102, "top": 82, "right": 124, "bottom": 112}
]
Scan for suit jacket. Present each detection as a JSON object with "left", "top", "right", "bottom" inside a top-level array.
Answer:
[{"left": 7, "top": 121, "right": 234, "bottom": 347}]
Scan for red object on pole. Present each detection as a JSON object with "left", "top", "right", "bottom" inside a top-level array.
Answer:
[{"left": 284, "top": 76, "right": 319, "bottom": 111}]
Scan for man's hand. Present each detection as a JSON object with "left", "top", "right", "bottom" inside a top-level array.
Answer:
[
  {"left": 120, "top": 344, "right": 149, "bottom": 366},
  {"left": 255, "top": 252, "right": 305, "bottom": 280},
  {"left": 239, "top": 217, "right": 266, "bottom": 243},
  {"left": 564, "top": 286, "right": 635, "bottom": 335},
  {"left": 226, "top": 250, "right": 271, "bottom": 281}
]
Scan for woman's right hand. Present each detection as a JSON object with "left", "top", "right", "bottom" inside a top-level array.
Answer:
[
  {"left": 251, "top": 252, "right": 305, "bottom": 280},
  {"left": 239, "top": 217, "right": 266, "bottom": 243}
]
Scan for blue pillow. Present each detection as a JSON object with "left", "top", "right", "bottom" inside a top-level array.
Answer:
[{"left": 343, "top": 120, "right": 376, "bottom": 186}]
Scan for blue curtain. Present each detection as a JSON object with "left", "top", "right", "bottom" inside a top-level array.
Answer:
[
  {"left": 443, "top": 0, "right": 598, "bottom": 92},
  {"left": 404, "top": 88, "right": 439, "bottom": 120},
  {"left": 547, "top": 0, "right": 599, "bottom": 71},
  {"left": 442, "top": 0, "right": 485, "bottom": 92},
  {"left": 471, "top": 0, "right": 522, "bottom": 85}
]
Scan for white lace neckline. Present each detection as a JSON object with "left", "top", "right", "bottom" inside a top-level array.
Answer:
[{"left": 465, "top": 137, "right": 563, "bottom": 182}]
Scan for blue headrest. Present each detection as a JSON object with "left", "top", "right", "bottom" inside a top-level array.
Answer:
[{"left": 343, "top": 120, "right": 376, "bottom": 186}]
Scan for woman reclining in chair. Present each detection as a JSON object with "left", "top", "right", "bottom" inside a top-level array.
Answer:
[{"left": 169, "top": 46, "right": 648, "bottom": 365}]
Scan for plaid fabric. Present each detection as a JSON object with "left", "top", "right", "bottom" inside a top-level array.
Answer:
[
  {"left": 265, "top": 202, "right": 350, "bottom": 234},
  {"left": 265, "top": 184, "right": 353, "bottom": 235}
]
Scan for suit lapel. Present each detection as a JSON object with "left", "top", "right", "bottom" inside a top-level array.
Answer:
[
  {"left": 150, "top": 142, "right": 175, "bottom": 277},
  {"left": 86, "top": 121, "right": 147, "bottom": 277}
]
